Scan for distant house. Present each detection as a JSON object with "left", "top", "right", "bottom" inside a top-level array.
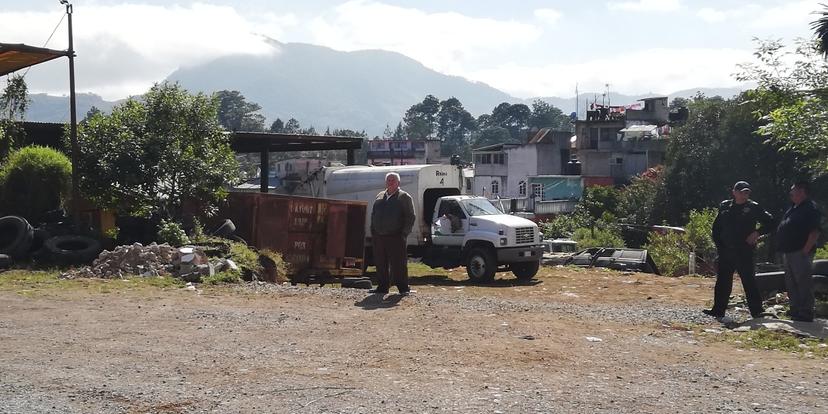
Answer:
[
  {"left": 366, "top": 139, "right": 443, "bottom": 165},
  {"left": 471, "top": 128, "right": 575, "bottom": 198},
  {"left": 575, "top": 96, "right": 673, "bottom": 186}
]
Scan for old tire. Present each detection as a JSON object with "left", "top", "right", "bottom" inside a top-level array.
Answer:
[
  {"left": 212, "top": 219, "right": 236, "bottom": 237},
  {"left": 812, "top": 260, "right": 828, "bottom": 276},
  {"left": 0, "top": 254, "right": 12, "bottom": 269},
  {"left": 512, "top": 261, "right": 540, "bottom": 280},
  {"left": 466, "top": 247, "right": 496, "bottom": 283},
  {"left": 0, "top": 216, "right": 34, "bottom": 260},
  {"left": 44, "top": 235, "right": 102, "bottom": 265}
]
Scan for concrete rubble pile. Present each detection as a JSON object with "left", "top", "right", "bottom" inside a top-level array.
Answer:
[{"left": 61, "top": 243, "right": 238, "bottom": 281}]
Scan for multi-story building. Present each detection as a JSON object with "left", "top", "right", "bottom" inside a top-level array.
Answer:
[
  {"left": 471, "top": 128, "right": 574, "bottom": 198},
  {"left": 366, "top": 139, "right": 443, "bottom": 165},
  {"left": 575, "top": 96, "right": 671, "bottom": 186}
]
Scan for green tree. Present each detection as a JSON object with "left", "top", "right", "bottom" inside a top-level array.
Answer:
[
  {"left": 403, "top": 95, "right": 440, "bottom": 140},
  {"left": 0, "top": 74, "right": 29, "bottom": 159},
  {"left": 214, "top": 90, "right": 265, "bottom": 132},
  {"left": 269, "top": 118, "right": 284, "bottom": 133},
  {"left": 528, "top": 99, "right": 571, "bottom": 131},
  {"left": 487, "top": 102, "right": 531, "bottom": 140},
  {"left": 618, "top": 168, "right": 665, "bottom": 226},
  {"left": 283, "top": 118, "right": 301, "bottom": 133},
  {"left": 812, "top": 4, "right": 828, "bottom": 56},
  {"left": 436, "top": 97, "right": 476, "bottom": 158},
  {"left": 737, "top": 39, "right": 828, "bottom": 178},
  {"left": 76, "top": 82, "right": 239, "bottom": 220},
  {"left": 471, "top": 126, "right": 513, "bottom": 148}
]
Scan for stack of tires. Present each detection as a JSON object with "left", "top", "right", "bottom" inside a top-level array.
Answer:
[{"left": 0, "top": 215, "right": 102, "bottom": 269}]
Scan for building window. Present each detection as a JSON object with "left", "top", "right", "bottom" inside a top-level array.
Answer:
[
  {"left": 518, "top": 181, "right": 527, "bottom": 197},
  {"left": 494, "top": 153, "right": 505, "bottom": 164},
  {"left": 465, "top": 178, "right": 472, "bottom": 191},
  {"left": 532, "top": 183, "right": 543, "bottom": 200},
  {"left": 490, "top": 180, "right": 499, "bottom": 195},
  {"left": 481, "top": 154, "right": 492, "bottom": 164}
]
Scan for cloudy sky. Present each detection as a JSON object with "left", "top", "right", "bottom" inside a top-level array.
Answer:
[{"left": 1, "top": 0, "right": 822, "bottom": 100}]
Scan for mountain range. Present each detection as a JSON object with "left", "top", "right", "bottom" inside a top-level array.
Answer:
[{"left": 24, "top": 39, "right": 745, "bottom": 136}]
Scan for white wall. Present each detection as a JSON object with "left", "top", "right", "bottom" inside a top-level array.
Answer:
[{"left": 505, "top": 145, "right": 538, "bottom": 198}]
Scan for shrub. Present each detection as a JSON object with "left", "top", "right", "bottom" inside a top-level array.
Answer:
[
  {"left": 157, "top": 220, "right": 190, "bottom": 246},
  {"left": 0, "top": 145, "right": 71, "bottom": 222},
  {"left": 816, "top": 245, "right": 828, "bottom": 260},
  {"left": 542, "top": 209, "right": 590, "bottom": 239},
  {"left": 202, "top": 271, "right": 241, "bottom": 285},
  {"left": 572, "top": 226, "right": 625, "bottom": 249},
  {"left": 645, "top": 231, "right": 692, "bottom": 276}
]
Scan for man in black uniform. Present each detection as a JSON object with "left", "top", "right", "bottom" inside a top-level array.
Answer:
[{"left": 704, "top": 181, "right": 774, "bottom": 319}]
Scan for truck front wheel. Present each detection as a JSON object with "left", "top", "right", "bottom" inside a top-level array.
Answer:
[
  {"left": 512, "top": 261, "right": 540, "bottom": 280},
  {"left": 466, "top": 247, "right": 496, "bottom": 283}
]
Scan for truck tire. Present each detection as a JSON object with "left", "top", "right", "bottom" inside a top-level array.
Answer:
[
  {"left": 0, "top": 216, "right": 34, "bottom": 260},
  {"left": 512, "top": 261, "right": 540, "bottom": 280},
  {"left": 44, "top": 235, "right": 102, "bottom": 265},
  {"left": 466, "top": 247, "right": 496, "bottom": 283}
]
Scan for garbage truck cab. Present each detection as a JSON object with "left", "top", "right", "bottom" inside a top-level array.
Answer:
[{"left": 320, "top": 164, "right": 543, "bottom": 282}]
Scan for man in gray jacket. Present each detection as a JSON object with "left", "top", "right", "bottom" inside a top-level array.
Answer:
[{"left": 369, "top": 172, "right": 416, "bottom": 295}]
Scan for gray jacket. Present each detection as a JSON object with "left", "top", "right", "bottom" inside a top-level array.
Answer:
[{"left": 371, "top": 189, "right": 416, "bottom": 237}]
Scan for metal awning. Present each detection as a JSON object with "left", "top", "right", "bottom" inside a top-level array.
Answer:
[
  {"left": 230, "top": 132, "right": 363, "bottom": 153},
  {"left": 230, "top": 132, "right": 364, "bottom": 193},
  {"left": 0, "top": 43, "right": 67, "bottom": 76}
]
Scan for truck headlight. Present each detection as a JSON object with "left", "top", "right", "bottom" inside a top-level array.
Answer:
[{"left": 500, "top": 237, "right": 507, "bottom": 246}]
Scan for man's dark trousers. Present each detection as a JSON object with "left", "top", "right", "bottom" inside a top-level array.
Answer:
[
  {"left": 373, "top": 234, "right": 409, "bottom": 293},
  {"left": 712, "top": 247, "right": 763, "bottom": 316}
]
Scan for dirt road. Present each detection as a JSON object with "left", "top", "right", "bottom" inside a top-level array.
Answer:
[{"left": 1, "top": 266, "right": 825, "bottom": 413}]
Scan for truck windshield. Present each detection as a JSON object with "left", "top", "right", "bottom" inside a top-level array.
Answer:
[{"left": 461, "top": 198, "right": 502, "bottom": 216}]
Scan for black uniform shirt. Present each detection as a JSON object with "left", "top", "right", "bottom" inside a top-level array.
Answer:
[
  {"left": 776, "top": 199, "right": 822, "bottom": 253},
  {"left": 712, "top": 199, "right": 774, "bottom": 250}
]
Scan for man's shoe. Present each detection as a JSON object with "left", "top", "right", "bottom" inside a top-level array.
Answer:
[
  {"left": 702, "top": 309, "right": 725, "bottom": 318},
  {"left": 368, "top": 288, "right": 388, "bottom": 294}
]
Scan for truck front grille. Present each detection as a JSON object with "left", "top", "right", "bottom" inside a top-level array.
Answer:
[{"left": 515, "top": 227, "right": 535, "bottom": 244}]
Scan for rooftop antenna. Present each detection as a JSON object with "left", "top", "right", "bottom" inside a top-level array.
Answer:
[
  {"left": 606, "top": 83, "right": 611, "bottom": 107},
  {"left": 575, "top": 83, "right": 579, "bottom": 121}
]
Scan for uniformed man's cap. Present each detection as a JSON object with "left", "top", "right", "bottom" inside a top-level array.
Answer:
[{"left": 733, "top": 181, "right": 751, "bottom": 192}]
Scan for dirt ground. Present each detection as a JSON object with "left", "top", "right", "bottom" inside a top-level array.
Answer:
[{"left": 1, "top": 265, "right": 826, "bottom": 413}]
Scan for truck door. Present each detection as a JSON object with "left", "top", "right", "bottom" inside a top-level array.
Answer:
[{"left": 431, "top": 199, "right": 466, "bottom": 247}]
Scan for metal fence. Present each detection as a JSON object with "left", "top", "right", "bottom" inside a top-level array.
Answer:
[{"left": 488, "top": 197, "right": 577, "bottom": 215}]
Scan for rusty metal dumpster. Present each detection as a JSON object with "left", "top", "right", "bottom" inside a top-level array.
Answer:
[{"left": 223, "top": 192, "right": 366, "bottom": 282}]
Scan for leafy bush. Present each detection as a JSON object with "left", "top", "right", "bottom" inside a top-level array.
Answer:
[
  {"left": 684, "top": 208, "right": 718, "bottom": 271},
  {"left": 645, "top": 231, "right": 692, "bottom": 277},
  {"left": 157, "top": 220, "right": 190, "bottom": 246},
  {"left": 572, "top": 226, "right": 625, "bottom": 249},
  {"left": 202, "top": 271, "right": 241, "bottom": 285},
  {"left": 0, "top": 145, "right": 71, "bottom": 222},
  {"left": 816, "top": 245, "right": 828, "bottom": 260},
  {"left": 542, "top": 210, "right": 590, "bottom": 239}
]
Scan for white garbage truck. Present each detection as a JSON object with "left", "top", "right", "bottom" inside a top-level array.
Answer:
[{"left": 315, "top": 164, "right": 544, "bottom": 282}]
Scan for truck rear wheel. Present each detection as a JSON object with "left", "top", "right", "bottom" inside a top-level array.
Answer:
[
  {"left": 466, "top": 247, "right": 496, "bottom": 283},
  {"left": 512, "top": 261, "right": 539, "bottom": 280}
]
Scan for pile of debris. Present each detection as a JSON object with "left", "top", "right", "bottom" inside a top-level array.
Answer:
[
  {"left": 61, "top": 243, "right": 177, "bottom": 279},
  {"left": 60, "top": 243, "right": 237, "bottom": 281}
]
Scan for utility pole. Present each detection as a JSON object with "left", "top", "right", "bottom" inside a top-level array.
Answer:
[{"left": 61, "top": 0, "right": 81, "bottom": 229}]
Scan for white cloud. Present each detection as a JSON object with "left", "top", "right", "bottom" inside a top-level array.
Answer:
[
  {"left": 0, "top": 3, "right": 295, "bottom": 99},
  {"left": 697, "top": 7, "right": 731, "bottom": 23},
  {"left": 308, "top": 0, "right": 542, "bottom": 76},
  {"left": 466, "top": 48, "right": 753, "bottom": 99},
  {"left": 749, "top": 0, "right": 821, "bottom": 29},
  {"left": 534, "top": 8, "right": 562, "bottom": 24},
  {"left": 607, "top": 0, "right": 682, "bottom": 12}
]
